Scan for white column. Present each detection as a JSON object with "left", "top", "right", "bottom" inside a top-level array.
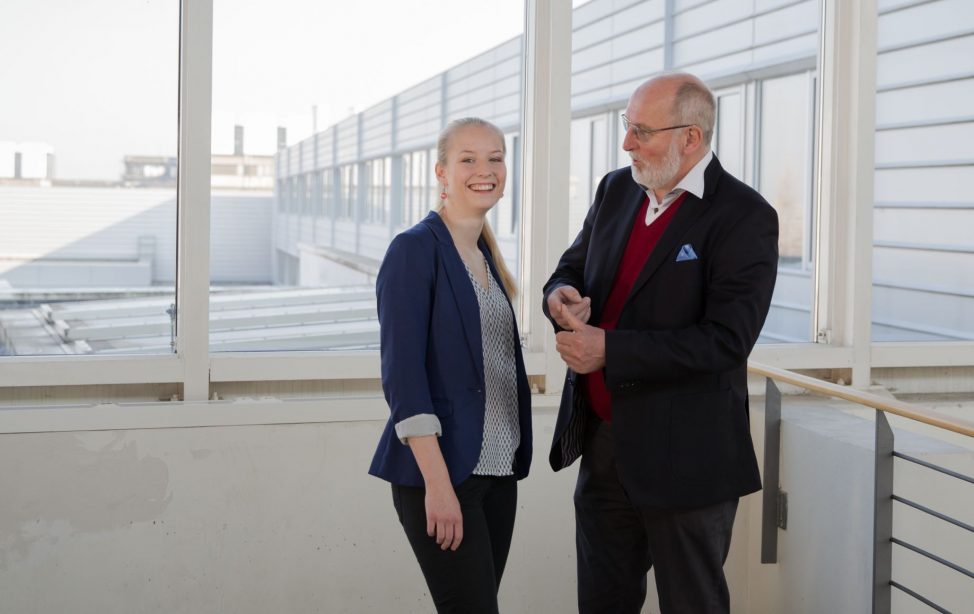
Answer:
[
  {"left": 520, "top": 0, "right": 573, "bottom": 394},
  {"left": 813, "top": 0, "right": 877, "bottom": 388},
  {"left": 176, "top": 0, "right": 214, "bottom": 401}
]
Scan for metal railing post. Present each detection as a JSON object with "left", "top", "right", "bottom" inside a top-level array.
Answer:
[
  {"left": 873, "top": 410, "right": 893, "bottom": 613},
  {"left": 762, "top": 377, "right": 782, "bottom": 564}
]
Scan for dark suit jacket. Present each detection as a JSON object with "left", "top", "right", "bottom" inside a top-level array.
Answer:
[
  {"left": 370, "top": 211, "right": 532, "bottom": 487},
  {"left": 543, "top": 156, "right": 778, "bottom": 508}
]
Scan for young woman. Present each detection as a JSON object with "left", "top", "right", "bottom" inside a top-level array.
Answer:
[{"left": 369, "top": 117, "right": 532, "bottom": 613}]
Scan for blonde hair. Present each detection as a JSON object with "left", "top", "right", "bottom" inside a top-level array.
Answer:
[{"left": 436, "top": 117, "right": 518, "bottom": 299}]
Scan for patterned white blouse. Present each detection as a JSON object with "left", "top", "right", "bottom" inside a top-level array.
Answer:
[{"left": 465, "top": 259, "right": 520, "bottom": 477}]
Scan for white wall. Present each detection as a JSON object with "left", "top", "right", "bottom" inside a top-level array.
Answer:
[
  {"left": 0, "top": 403, "right": 756, "bottom": 614},
  {"left": 0, "top": 187, "right": 273, "bottom": 287},
  {"left": 2, "top": 393, "right": 971, "bottom": 613}
]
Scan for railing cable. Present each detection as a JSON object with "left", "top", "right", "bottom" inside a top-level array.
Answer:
[
  {"left": 890, "top": 537, "right": 974, "bottom": 580},
  {"left": 889, "top": 581, "right": 949, "bottom": 614},
  {"left": 893, "top": 451, "right": 974, "bottom": 486},
  {"left": 891, "top": 495, "right": 974, "bottom": 534}
]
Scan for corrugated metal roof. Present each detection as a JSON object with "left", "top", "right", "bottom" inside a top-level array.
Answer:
[{"left": 0, "top": 286, "right": 378, "bottom": 356}]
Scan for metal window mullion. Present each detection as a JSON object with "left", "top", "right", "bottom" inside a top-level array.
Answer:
[
  {"left": 521, "top": 0, "right": 572, "bottom": 394},
  {"left": 176, "top": 0, "right": 213, "bottom": 401},
  {"left": 813, "top": 0, "right": 877, "bottom": 386}
]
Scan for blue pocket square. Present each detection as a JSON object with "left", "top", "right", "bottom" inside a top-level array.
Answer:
[{"left": 675, "top": 244, "right": 698, "bottom": 262}]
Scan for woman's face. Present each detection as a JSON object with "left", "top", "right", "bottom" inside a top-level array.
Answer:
[{"left": 436, "top": 125, "right": 507, "bottom": 214}]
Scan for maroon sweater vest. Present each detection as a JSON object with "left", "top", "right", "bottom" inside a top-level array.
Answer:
[{"left": 583, "top": 191, "right": 689, "bottom": 421}]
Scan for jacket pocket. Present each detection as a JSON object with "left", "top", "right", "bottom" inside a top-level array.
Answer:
[{"left": 668, "top": 389, "right": 737, "bottom": 483}]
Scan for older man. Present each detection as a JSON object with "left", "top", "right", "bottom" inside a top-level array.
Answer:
[{"left": 544, "top": 73, "right": 779, "bottom": 613}]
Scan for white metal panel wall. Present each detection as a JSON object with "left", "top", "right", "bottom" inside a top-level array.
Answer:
[
  {"left": 872, "top": 0, "right": 974, "bottom": 340},
  {"left": 210, "top": 193, "right": 274, "bottom": 284},
  {"left": 0, "top": 187, "right": 273, "bottom": 286},
  {"left": 571, "top": 0, "right": 666, "bottom": 111},
  {"left": 335, "top": 117, "right": 359, "bottom": 165},
  {"left": 0, "top": 187, "right": 177, "bottom": 283},
  {"left": 300, "top": 138, "right": 315, "bottom": 174},
  {"left": 287, "top": 143, "right": 301, "bottom": 176},
  {"left": 396, "top": 76, "right": 442, "bottom": 152},
  {"left": 316, "top": 128, "right": 335, "bottom": 168},
  {"left": 361, "top": 100, "right": 393, "bottom": 159},
  {"left": 333, "top": 220, "right": 357, "bottom": 253},
  {"left": 445, "top": 37, "right": 522, "bottom": 129},
  {"left": 358, "top": 223, "right": 391, "bottom": 262},
  {"left": 672, "top": 0, "right": 818, "bottom": 78}
]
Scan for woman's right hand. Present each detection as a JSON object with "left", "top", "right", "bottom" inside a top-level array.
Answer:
[
  {"left": 406, "top": 434, "right": 463, "bottom": 551},
  {"left": 425, "top": 481, "right": 463, "bottom": 551}
]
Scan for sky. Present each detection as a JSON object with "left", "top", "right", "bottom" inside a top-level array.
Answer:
[{"left": 0, "top": 0, "right": 526, "bottom": 180}]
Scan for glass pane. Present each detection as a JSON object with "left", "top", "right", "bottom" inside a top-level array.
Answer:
[
  {"left": 210, "top": 0, "right": 525, "bottom": 352},
  {"left": 758, "top": 72, "right": 814, "bottom": 343},
  {"left": 715, "top": 91, "right": 743, "bottom": 179},
  {"left": 567, "top": 1, "right": 819, "bottom": 344},
  {"left": 0, "top": 1, "right": 179, "bottom": 357},
  {"left": 872, "top": 3, "right": 974, "bottom": 341}
]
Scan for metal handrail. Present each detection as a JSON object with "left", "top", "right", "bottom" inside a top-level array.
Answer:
[
  {"left": 749, "top": 360, "right": 974, "bottom": 613},
  {"left": 747, "top": 361, "right": 974, "bottom": 438}
]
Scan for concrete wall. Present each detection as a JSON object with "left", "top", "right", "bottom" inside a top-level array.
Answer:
[
  {"left": 2, "top": 394, "right": 971, "bottom": 613},
  {"left": 0, "top": 403, "right": 756, "bottom": 614}
]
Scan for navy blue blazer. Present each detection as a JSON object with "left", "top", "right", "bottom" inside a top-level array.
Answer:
[{"left": 369, "top": 211, "right": 533, "bottom": 487}]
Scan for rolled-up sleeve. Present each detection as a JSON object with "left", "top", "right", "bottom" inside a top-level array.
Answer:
[{"left": 394, "top": 413, "right": 443, "bottom": 444}]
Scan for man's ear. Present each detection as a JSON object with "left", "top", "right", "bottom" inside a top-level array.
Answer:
[{"left": 684, "top": 125, "right": 703, "bottom": 153}]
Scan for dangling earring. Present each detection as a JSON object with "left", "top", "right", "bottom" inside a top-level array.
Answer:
[{"left": 440, "top": 186, "right": 447, "bottom": 200}]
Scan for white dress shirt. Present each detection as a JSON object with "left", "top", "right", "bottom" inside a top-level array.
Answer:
[{"left": 644, "top": 149, "right": 713, "bottom": 226}]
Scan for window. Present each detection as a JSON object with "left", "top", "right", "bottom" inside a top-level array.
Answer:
[
  {"left": 0, "top": 0, "right": 179, "bottom": 357},
  {"left": 568, "top": 1, "right": 821, "bottom": 344},
  {"left": 757, "top": 72, "right": 816, "bottom": 342},
  {"left": 714, "top": 88, "right": 744, "bottom": 180},
  {"left": 208, "top": 0, "right": 525, "bottom": 352}
]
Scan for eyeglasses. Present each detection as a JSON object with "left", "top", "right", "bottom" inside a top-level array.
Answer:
[{"left": 621, "top": 114, "right": 692, "bottom": 142}]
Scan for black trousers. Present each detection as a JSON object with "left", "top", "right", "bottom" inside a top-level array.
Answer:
[
  {"left": 392, "top": 475, "right": 517, "bottom": 614},
  {"left": 575, "top": 417, "right": 739, "bottom": 614}
]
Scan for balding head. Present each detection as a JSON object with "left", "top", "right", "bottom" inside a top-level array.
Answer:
[{"left": 631, "top": 73, "right": 716, "bottom": 144}]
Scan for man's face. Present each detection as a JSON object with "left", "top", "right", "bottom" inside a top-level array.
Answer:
[{"left": 622, "top": 89, "right": 685, "bottom": 191}]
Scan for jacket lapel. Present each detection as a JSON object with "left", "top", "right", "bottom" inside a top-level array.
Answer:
[
  {"left": 625, "top": 156, "right": 723, "bottom": 303},
  {"left": 421, "top": 212, "right": 484, "bottom": 383},
  {"left": 591, "top": 181, "right": 647, "bottom": 320}
]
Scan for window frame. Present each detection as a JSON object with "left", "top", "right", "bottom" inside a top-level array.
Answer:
[{"left": 2, "top": 0, "right": 972, "bottom": 398}]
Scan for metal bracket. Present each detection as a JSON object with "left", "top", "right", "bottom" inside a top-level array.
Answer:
[
  {"left": 777, "top": 490, "right": 788, "bottom": 530},
  {"left": 166, "top": 303, "right": 177, "bottom": 352},
  {"left": 762, "top": 377, "right": 782, "bottom": 564}
]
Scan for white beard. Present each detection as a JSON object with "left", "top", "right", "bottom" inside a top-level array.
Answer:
[{"left": 630, "top": 136, "right": 682, "bottom": 191}]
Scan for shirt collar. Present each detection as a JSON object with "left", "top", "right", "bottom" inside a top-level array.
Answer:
[{"left": 645, "top": 149, "right": 713, "bottom": 223}]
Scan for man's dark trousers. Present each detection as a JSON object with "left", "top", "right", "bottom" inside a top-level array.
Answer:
[{"left": 575, "top": 416, "right": 738, "bottom": 614}]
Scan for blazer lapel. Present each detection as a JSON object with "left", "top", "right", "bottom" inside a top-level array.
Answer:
[
  {"left": 422, "top": 212, "right": 484, "bottom": 382},
  {"left": 625, "top": 157, "right": 723, "bottom": 302},
  {"left": 591, "top": 181, "right": 646, "bottom": 320}
]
